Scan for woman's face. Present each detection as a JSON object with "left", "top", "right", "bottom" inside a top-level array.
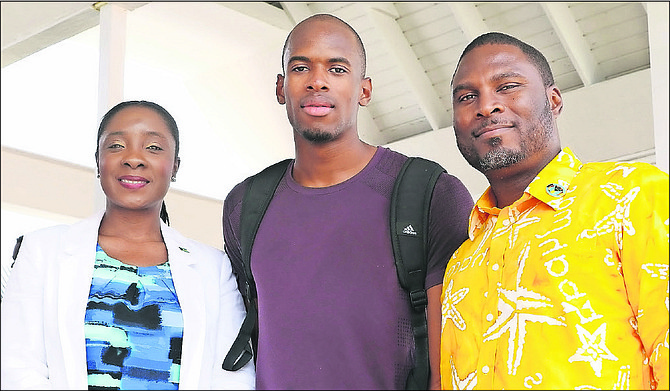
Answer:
[{"left": 97, "top": 106, "right": 179, "bottom": 215}]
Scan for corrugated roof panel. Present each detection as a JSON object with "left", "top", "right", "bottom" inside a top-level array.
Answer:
[
  {"left": 584, "top": 16, "right": 648, "bottom": 48},
  {"left": 403, "top": 14, "right": 457, "bottom": 46},
  {"left": 571, "top": 2, "right": 646, "bottom": 34},
  {"left": 396, "top": 2, "right": 451, "bottom": 32},
  {"left": 503, "top": 13, "right": 555, "bottom": 38},
  {"left": 412, "top": 28, "right": 465, "bottom": 63},
  {"left": 393, "top": 2, "right": 440, "bottom": 19},
  {"left": 550, "top": 56, "right": 579, "bottom": 79},
  {"left": 374, "top": 104, "right": 427, "bottom": 134},
  {"left": 476, "top": 2, "right": 526, "bottom": 20},
  {"left": 480, "top": 2, "right": 544, "bottom": 27},
  {"left": 554, "top": 71, "right": 584, "bottom": 92},
  {"left": 423, "top": 46, "right": 464, "bottom": 81},
  {"left": 379, "top": 116, "right": 434, "bottom": 140},
  {"left": 600, "top": 48, "right": 651, "bottom": 80}
]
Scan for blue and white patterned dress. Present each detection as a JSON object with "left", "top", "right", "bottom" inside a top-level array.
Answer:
[{"left": 84, "top": 244, "right": 184, "bottom": 390}]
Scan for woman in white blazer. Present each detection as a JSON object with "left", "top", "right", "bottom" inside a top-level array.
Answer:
[{"left": 1, "top": 100, "right": 255, "bottom": 389}]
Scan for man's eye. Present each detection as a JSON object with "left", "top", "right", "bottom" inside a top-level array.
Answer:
[
  {"left": 331, "top": 67, "right": 347, "bottom": 74},
  {"left": 292, "top": 65, "right": 308, "bottom": 72},
  {"left": 108, "top": 143, "right": 123, "bottom": 149},
  {"left": 499, "top": 84, "right": 518, "bottom": 91},
  {"left": 458, "top": 94, "right": 475, "bottom": 102},
  {"left": 147, "top": 145, "right": 163, "bottom": 151}
]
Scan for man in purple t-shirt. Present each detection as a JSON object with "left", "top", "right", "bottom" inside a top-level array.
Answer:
[{"left": 223, "top": 13, "right": 474, "bottom": 390}]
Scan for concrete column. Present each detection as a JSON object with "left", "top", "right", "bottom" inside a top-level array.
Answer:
[
  {"left": 647, "top": 2, "right": 669, "bottom": 173},
  {"left": 94, "top": 2, "right": 128, "bottom": 209}
]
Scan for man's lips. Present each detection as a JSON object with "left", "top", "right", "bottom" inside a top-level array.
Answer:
[
  {"left": 302, "top": 106, "right": 333, "bottom": 116},
  {"left": 301, "top": 98, "right": 334, "bottom": 117},
  {"left": 474, "top": 124, "right": 513, "bottom": 138}
]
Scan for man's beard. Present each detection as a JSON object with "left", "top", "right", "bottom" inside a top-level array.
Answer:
[
  {"left": 456, "top": 99, "right": 554, "bottom": 173},
  {"left": 477, "top": 140, "right": 526, "bottom": 172},
  {"left": 292, "top": 117, "right": 353, "bottom": 144},
  {"left": 298, "top": 126, "right": 335, "bottom": 144}
]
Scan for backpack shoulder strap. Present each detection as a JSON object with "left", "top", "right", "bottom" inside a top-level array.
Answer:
[
  {"left": 223, "top": 158, "right": 292, "bottom": 371},
  {"left": 239, "top": 159, "right": 293, "bottom": 268},
  {"left": 390, "top": 156, "right": 445, "bottom": 390},
  {"left": 12, "top": 235, "right": 24, "bottom": 266}
]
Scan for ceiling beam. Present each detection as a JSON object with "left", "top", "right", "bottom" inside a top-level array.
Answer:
[
  {"left": 279, "top": 2, "right": 313, "bottom": 26},
  {"left": 542, "top": 2, "right": 602, "bottom": 86},
  {"left": 1, "top": 2, "right": 99, "bottom": 68},
  {"left": 366, "top": 2, "right": 399, "bottom": 18},
  {"left": 446, "top": 2, "right": 489, "bottom": 43},
  {"left": 216, "top": 2, "right": 293, "bottom": 31},
  {"left": 1, "top": 2, "right": 146, "bottom": 68},
  {"left": 366, "top": 5, "right": 450, "bottom": 131}
]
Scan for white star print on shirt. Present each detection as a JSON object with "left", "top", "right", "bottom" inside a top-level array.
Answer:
[
  {"left": 482, "top": 242, "right": 566, "bottom": 375},
  {"left": 568, "top": 323, "right": 618, "bottom": 377},
  {"left": 442, "top": 279, "right": 469, "bottom": 331}
]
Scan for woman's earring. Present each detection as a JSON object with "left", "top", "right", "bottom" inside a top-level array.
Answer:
[
  {"left": 96, "top": 172, "right": 100, "bottom": 178},
  {"left": 171, "top": 175, "right": 176, "bottom": 182}
]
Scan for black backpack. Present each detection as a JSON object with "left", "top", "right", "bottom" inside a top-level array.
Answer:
[{"left": 222, "top": 156, "right": 445, "bottom": 390}]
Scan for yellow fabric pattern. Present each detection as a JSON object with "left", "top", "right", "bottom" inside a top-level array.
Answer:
[{"left": 440, "top": 148, "right": 669, "bottom": 390}]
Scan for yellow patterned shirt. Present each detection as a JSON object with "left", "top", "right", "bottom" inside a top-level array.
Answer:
[{"left": 440, "top": 148, "right": 669, "bottom": 390}]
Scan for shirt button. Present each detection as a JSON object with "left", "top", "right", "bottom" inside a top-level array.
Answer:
[
  {"left": 492, "top": 264, "right": 499, "bottom": 271},
  {"left": 482, "top": 365, "right": 490, "bottom": 374},
  {"left": 486, "top": 313, "right": 494, "bottom": 322}
]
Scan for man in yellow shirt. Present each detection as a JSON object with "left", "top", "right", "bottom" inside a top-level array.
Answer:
[{"left": 440, "top": 32, "right": 669, "bottom": 390}]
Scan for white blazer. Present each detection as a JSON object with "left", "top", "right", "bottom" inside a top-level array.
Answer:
[{"left": 1, "top": 210, "right": 255, "bottom": 390}]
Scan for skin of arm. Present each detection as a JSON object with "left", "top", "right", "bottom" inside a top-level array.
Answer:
[{"left": 427, "top": 284, "right": 443, "bottom": 390}]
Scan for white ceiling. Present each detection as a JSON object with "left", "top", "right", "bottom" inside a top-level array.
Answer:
[
  {"left": 2, "top": 1, "right": 652, "bottom": 142},
  {"left": 0, "top": 1, "right": 656, "bottom": 200}
]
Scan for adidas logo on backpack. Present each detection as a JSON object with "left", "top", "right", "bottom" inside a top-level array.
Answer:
[{"left": 402, "top": 224, "right": 417, "bottom": 236}]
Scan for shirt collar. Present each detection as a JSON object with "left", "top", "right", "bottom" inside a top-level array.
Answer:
[{"left": 468, "top": 147, "right": 582, "bottom": 239}]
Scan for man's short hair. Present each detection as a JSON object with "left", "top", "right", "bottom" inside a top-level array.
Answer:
[
  {"left": 281, "top": 13, "right": 367, "bottom": 79},
  {"left": 453, "top": 32, "right": 555, "bottom": 87}
]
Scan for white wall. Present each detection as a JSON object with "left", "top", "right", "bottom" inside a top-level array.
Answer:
[
  {"left": 647, "top": 2, "right": 669, "bottom": 173},
  {"left": 2, "top": 67, "right": 665, "bottom": 291},
  {"left": 2, "top": 68, "right": 661, "bottom": 260}
]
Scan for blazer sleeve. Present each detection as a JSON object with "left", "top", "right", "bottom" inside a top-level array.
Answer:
[
  {"left": 1, "top": 232, "right": 53, "bottom": 389},
  {"left": 210, "top": 250, "right": 256, "bottom": 389}
]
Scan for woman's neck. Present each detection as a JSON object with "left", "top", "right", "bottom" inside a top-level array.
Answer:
[{"left": 98, "top": 207, "right": 163, "bottom": 243}]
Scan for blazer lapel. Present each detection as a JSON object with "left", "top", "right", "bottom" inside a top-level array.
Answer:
[
  {"left": 161, "top": 224, "right": 207, "bottom": 389},
  {"left": 57, "top": 210, "right": 104, "bottom": 389}
]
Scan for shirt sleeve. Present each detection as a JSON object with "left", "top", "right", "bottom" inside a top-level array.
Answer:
[
  {"left": 223, "top": 179, "right": 249, "bottom": 285},
  {"left": 425, "top": 172, "right": 475, "bottom": 289},
  {"left": 620, "top": 165, "right": 669, "bottom": 390}
]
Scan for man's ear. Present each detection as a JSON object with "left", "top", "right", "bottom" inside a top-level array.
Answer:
[
  {"left": 276, "top": 74, "right": 286, "bottom": 105},
  {"left": 548, "top": 85, "right": 563, "bottom": 116},
  {"left": 358, "top": 77, "right": 372, "bottom": 107}
]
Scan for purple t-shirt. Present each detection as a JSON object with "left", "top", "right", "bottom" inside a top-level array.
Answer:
[{"left": 223, "top": 147, "right": 473, "bottom": 389}]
